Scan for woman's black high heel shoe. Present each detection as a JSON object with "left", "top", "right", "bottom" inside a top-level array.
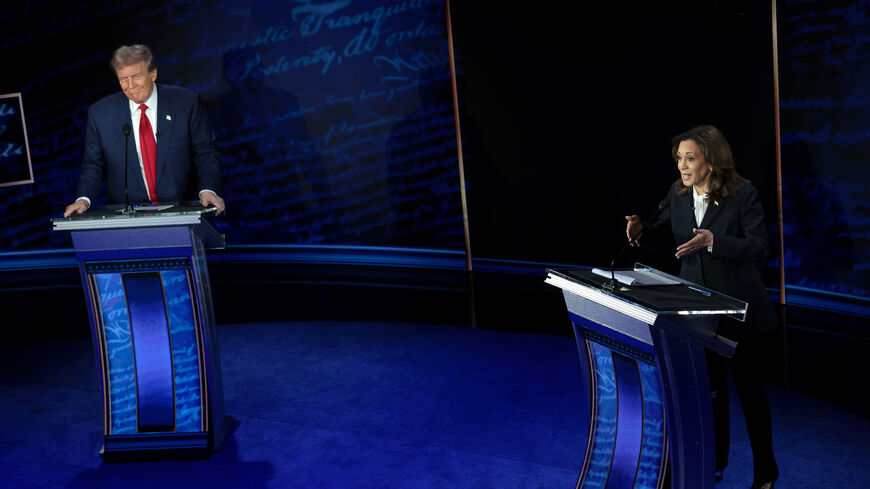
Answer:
[
  {"left": 750, "top": 466, "right": 778, "bottom": 489},
  {"left": 749, "top": 479, "right": 776, "bottom": 489}
]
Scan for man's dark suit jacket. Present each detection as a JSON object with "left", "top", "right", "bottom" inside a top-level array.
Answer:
[
  {"left": 75, "top": 84, "right": 221, "bottom": 204},
  {"left": 650, "top": 181, "right": 777, "bottom": 340}
]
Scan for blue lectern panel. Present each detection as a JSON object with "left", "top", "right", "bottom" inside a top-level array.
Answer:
[
  {"left": 92, "top": 261, "right": 206, "bottom": 435},
  {"left": 551, "top": 272, "right": 722, "bottom": 488},
  {"left": 123, "top": 273, "right": 176, "bottom": 433},
  {"left": 608, "top": 354, "right": 643, "bottom": 489},
  {"left": 637, "top": 362, "right": 667, "bottom": 487},
  {"left": 94, "top": 273, "right": 137, "bottom": 434},
  {"left": 161, "top": 270, "right": 204, "bottom": 432},
  {"left": 579, "top": 338, "right": 667, "bottom": 489},
  {"left": 584, "top": 341, "right": 617, "bottom": 488},
  {"left": 68, "top": 223, "right": 227, "bottom": 459}
]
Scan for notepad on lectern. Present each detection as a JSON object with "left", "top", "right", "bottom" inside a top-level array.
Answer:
[{"left": 591, "top": 268, "right": 682, "bottom": 286}]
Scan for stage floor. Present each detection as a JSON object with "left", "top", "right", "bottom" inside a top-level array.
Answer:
[{"left": 1, "top": 320, "right": 869, "bottom": 488}]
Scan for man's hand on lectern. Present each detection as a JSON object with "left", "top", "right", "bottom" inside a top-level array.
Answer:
[
  {"left": 64, "top": 199, "right": 89, "bottom": 218},
  {"left": 200, "top": 191, "right": 226, "bottom": 216}
]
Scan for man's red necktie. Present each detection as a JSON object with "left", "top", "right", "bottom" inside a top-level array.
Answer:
[{"left": 138, "top": 103, "right": 158, "bottom": 204}]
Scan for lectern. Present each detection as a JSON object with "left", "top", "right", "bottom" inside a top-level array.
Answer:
[
  {"left": 546, "top": 265, "right": 746, "bottom": 489},
  {"left": 52, "top": 205, "right": 231, "bottom": 461}
]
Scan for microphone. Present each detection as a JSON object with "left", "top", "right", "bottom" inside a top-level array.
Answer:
[
  {"left": 649, "top": 197, "right": 671, "bottom": 226},
  {"left": 605, "top": 198, "right": 670, "bottom": 291},
  {"left": 121, "top": 123, "right": 134, "bottom": 215}
]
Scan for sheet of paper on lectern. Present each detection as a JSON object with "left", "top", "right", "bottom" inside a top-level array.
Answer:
[{"left": 591, "top": 268, "right": 682, "bottom": 287}]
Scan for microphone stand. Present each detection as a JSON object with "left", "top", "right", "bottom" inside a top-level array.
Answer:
[
  {"left": 121, "top": 123, "right": 135, "bottom": 215},
  {"left": 604, "top": 240, "right": 634, "bottom": 292}
]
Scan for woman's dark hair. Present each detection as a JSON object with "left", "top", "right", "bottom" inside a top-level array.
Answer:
[{"left": 672, "top": 124, "right": 748, "bottom": 201}]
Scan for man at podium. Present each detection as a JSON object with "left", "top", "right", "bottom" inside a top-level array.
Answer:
[{"left": 64, "top": 44, "right": 225, "bottom": 217}]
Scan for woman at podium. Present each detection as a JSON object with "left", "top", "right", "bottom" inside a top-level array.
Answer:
[{"left": 625, "top": 125, "right": 779, "bottom": 489}]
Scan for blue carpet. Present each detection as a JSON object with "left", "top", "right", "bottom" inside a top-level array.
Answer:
[{"left": 1, "top": 321, "right": 869, "bottom": 488}]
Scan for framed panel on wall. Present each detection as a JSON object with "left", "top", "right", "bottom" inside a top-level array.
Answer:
[{"left": 0, "top": 93, "right": 34, "bottom": 188}]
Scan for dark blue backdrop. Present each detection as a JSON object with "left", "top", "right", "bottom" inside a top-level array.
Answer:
[
  {"left": 1, "top": 1, "right": 869, "bottom": 314},
  {"left": 1, "top": 0, "right": 464, "bottom": 251},
  {"left": 778, "top": 0, "right": 870, "bottom": 302}
]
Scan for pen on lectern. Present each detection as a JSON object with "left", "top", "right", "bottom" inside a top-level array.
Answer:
[{"left": 688, "top": 285, "right": 712, "bottom": 296}]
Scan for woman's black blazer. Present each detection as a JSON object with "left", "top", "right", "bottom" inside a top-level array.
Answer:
[{"left": 650, "top": 181, "right": 777, "bottom": 339}]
